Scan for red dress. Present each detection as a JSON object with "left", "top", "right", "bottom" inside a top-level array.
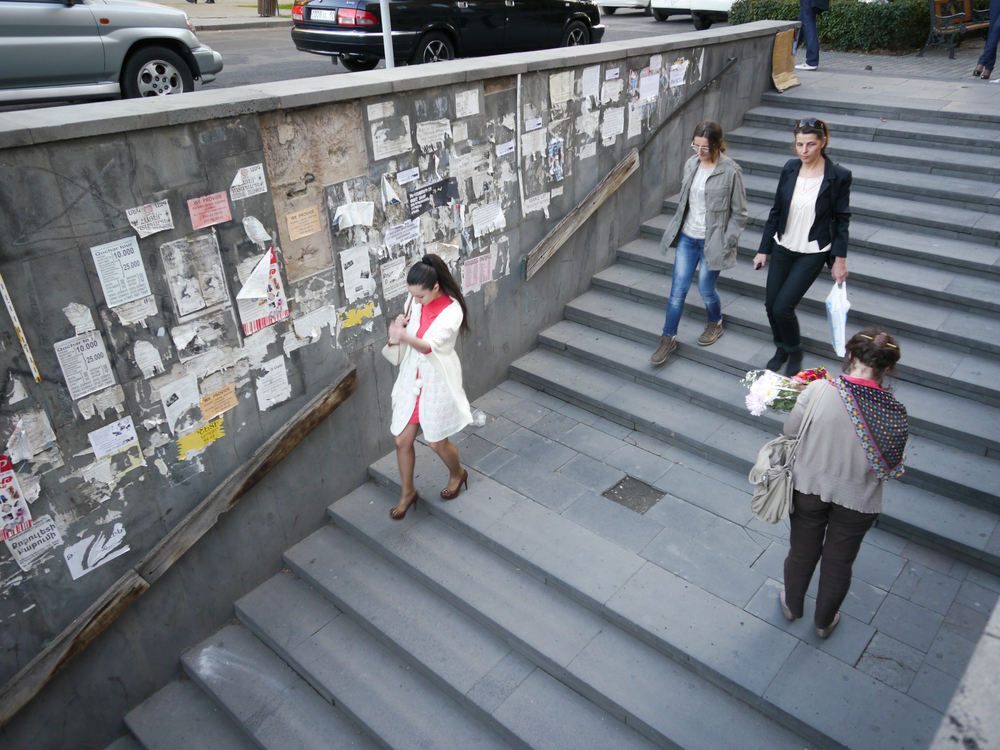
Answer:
[{"left": 409, "top": 294, "right": 454, "bottom": 424}]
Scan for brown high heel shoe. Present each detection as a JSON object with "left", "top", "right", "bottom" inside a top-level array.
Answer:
[
  {"left": 390, "top": 492, "right": 418, "bottom": 520},
  {"left": 974, "top": 65, "right": 984, "bottom": 77},
  {"left": 440, "top": 469, "right": 468, "bottom": 499}
]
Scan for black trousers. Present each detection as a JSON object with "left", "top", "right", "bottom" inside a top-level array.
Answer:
[
  {"left": 783, "top": 491, "right": 879, "bottom": 629},
  {"left": 765, "top": 246, "right": 828, "bottom": 354}
]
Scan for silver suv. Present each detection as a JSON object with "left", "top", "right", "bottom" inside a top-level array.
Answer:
[{"left": 0, "top": 0, "right": 223, "bottom": 104}]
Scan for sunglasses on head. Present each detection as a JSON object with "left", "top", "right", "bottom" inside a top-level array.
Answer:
[{"left": 797, "top": 118, "right": 824, "bottom": 129}]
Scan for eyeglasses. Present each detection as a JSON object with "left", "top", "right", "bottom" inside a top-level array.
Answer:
[
  {"left": 690, "top": 143, "right": 711, "bottom": 153},
  {"left": 797, "top": 118, "right": 824, "bottom": 130}
]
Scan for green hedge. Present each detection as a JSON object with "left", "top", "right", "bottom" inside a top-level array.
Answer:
[{"left": 729, "top": 0, "right": 987, "bottom": 52}]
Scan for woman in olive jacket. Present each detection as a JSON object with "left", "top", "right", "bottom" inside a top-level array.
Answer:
[{"left": 652, "top": 121, "right": 748, "bottom": 365}]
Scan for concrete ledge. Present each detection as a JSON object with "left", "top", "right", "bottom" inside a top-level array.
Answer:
[{"left": 193, "top": 18, "right": 293, "bottom": 31}]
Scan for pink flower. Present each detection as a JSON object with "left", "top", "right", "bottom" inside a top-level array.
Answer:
[{"left": 746, "top": 392, "right": 767, "bottom": 416}]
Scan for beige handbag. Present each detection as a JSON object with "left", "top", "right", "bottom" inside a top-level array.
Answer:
[
  {"left": 748, "top": 385, "right": 827, "bottom": 524},
  {"left": 380, "top": 296, "right": 413, "bottom": 366}
]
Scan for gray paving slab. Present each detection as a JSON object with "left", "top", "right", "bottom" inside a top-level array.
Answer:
[
  {"left": 498, "top": 428, "right": 578, "bottom": 471},
  {"left": 891, "top": 561, "right": 928, "bottom": 600},
  {"left": 558, "top": 453, "right": 627, "bottom": 495},
  {"left": 492, "top": 668, "right": 660, "bottom": 750},
  {"left": 496, "top": 380, "right": 539, "bottom": 399},
  {"left": 900, "top": 537, "right": 961, "bottom": 575},
  {"left": 926, "top": 626, "right": 978, "bottom": 680},
  {"left": 501, "top": 399, "right": 552, "bottom": 429},
  {"left": 866, "top": 526, "right": 912, "bottom": 557},
  {"left": 603, "top": 444, "right": 674, "bottom": 485},
  {"left": 624, "top": 429, "right": 673, "bottom": 456},
  {"left": 471, "top": 415, "right": 522, "bottom": 444},
  {"left": 182, "top": 624, "right": 384, "bottom": 750},
  {"left": 466, "top": 652, "right": 536, "bottom": 716},
  {"left": 693, "top": 516, "right": 767, "bottom": 567},
  {"left": 529, "top": 411, "right": 579, "bottom": 441},
  {"left": 653, "top": 464, "right": 755, "bottom": 526},
  {"left": 558, "top": 423, "right": 629, "bottom": 460},
  {"left": 910, "top": 569, "right": 963, "bottom": 616},
  {"left": 855, "top": 633, "right": 925, "bottom": 692},
  {"left": 235, "top": 575, "right": 340, "bottom": 655},
  {"left": 565, "top": 623, "right": 813, "bottom": 750},
  {"left": 473, "top": 446, "right": 519, "bottom": 477},
  {"left": 472, "top": 388, "right": 525, "bottom": 417},
  {"left": 965, "top": 567, "right": 1000, "bottom": 594},
  {"left": 853, "top": 542, "right": 908, "bottom": 592},
  {"left": 642, "top": 493, "right": 717, "bottom": 536},
  {"left": 592, "top": 416, "right": 635, "bottom": 440},
  {"left": 102, "top": 735, "right": 143, "bottom": 750},
  {"left": 525, "top": 390, "right": 569, "bottom": 411},
  {"left": 511, "top": 349, "right": 627, "bottom": 407},
  {"left": 872, "top": 594, "right": 946, "bottom": 652},
  {"left": 453, "top": 433, "right": 503, "bottom": 468},
  {"left": 955, "top": 580, "right": 1000, "bottom": 617},
  {"left": 763, "top": 642, "right": 943, "bottom": 750},
  {"left": 942, "top": 601, "right": 990, "bottom": 643},
  {"left": 125, "top": 679, "right": 257, "bottom": 750},
  {"left": 561, "top": 492, "right": 665, "bottom": 554},
  {"left": 908, "top": 663, "right": 960, "bottom": 714},
  {"left": 491, "top": 455, "right": 588, "bottom": 512},
  {"left": 555, "top": 400, "right": 601, "bottom": 425}
]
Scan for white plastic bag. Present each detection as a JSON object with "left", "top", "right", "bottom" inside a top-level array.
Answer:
[{"left": 825, "top": 281, "right": 850, "bottom": 357}]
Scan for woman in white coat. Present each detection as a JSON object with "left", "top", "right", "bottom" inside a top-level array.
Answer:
[{"left": 387, "top": 254, "right": 473, "bottom": 519}]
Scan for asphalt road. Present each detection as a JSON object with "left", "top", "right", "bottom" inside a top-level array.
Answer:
[{"left": 197, "top": 10, "right": 717, "bottom": 89}]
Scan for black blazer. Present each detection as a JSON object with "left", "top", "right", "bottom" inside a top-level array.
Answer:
[{"left": 757, "top": 158, "right": 852, "bottom": 263}]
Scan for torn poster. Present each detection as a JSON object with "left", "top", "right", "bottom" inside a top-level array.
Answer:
[
  {"left": 339, "top": 300, "right": 381, "bottom": 330},
  {"left": 397, "top": 167, "right": 419, "bottom": 186},
  {"left": 384, "top": 219, "right": 420, "bottom": 250},
  {"left": 6, "top": 376, "right": 27, "bottom": 406},
  {"left": 455, "top": 88, "right": 480, "bottom": 118},
  {"left": 292, "top": 305, "right": 339, "bottom": 341},
  {"left": 187, "top": 191, "right": 232, "bottom": 230},
  {"left": 256, "top": 357, "right": 291, "bottom": 410},
  {"left": 230, "top": 164, "right": 268, "bottom": 202},
  {"left": 453, "top": 122, "right": 468, "bottom": 143},
  {"left": 650, "top": 54, "right": 663, "bottom": 72},
  {"left": 88, "top": 416, "right": 139, "bottom": 460},
  {"left": 416, "top": 119, "right": 453, "bottom": 150},
  {"left": 90, "top": 236, "right": 152, "bottom": 308},
  {"left": 582, "top": 65, "right": 600, "bottom": 100},
  {"left": 601, "top": 78, "right": 623, "bottom": 104},
  {"left": 0, "top": 456, "right": 31, "bottom": 539},
  {"left": 176, "top": 418, "right": 224, "bottom": 460},
  {"left": 83, "top": 440, "right": 143, "bottom": 488},
  {"left": 381, "top": 175, "right": 401, "bottom": 209},
  {"left": 461, "top": 253, "right": 493, "bottom": 294},
  {"left": 580, "top": 142, "right": 597, "bottom": 160},
  {"left": 521, "top": 129, "right": 546, "bottom": 155},
  {"left": 243, "top": 216, "right": 271, "bottom": 245},
  {"left": 523, "top": 192, "right": 551, "bottom": 216},
  {"left": 628, "top": 100, "right": 643, "bottom": 139},
  {"left": 160, "top": 373, "right": 201, "bottom": 436},
  {"left": 64, "top": 523, "right": 130, "bottom": 580},
  {"left": 286, "top": 205, "right": 322, "bottom": 240},
  {"left": 549, "top": 71, "right": 572, "bottom": 106},
  {"left": 236, "top": 248, "right": 290, "bottom": 335},
  {"left": 125, "top": 199, "right": 173, "bottom": 238},
  {"left": 18, "top": 474, "right": 40, "bottom": 504},
  {"left": 160, "top": 233, "right": 229, "bottom": 318},
  {"left": 63, "top": 302, "right": 95, "bottom": 335},
  {"left": 606, "top": 67, "right": 620, "bottom": 80},
  {"left": 54, "top": 330, "right": 115, "bottom": 401},
  {"left": 340, "top": 246, "right": 376, "bottom": 302},
  {"left": 472, "top": 201, "right": 505, "bottom": 237},
  {"left": 367, "top": 100, "right": 394, "bottom": 120},
  {"left": 669, "top": 59, "right": 689, "bottom": 88},
  {"left": 6, "top": 411, "right": 57, "bottom": 464},
  {"left": 408, "top": 177, "right": 459, "bottom": 218},
  {"left": 113, "top": 295, "right": 157, "bottom": 326},
  {"left": 639, "top": 72, "right": 659, "bottom": 102},
  {"left": 380, "top": 256, "right": 408, "bottom": 300},
  {"left": 200, "top": 382, "right": 238, "bottom": 422},
  {"left": 371, "top": 115, "right": 412, "bottom": 161},
  {"left": 601, "top": 107, "right": 625, "bottom": 145},
  {"left": 5, "top": 514, "right": 61, "bottom": 572},
  {"left": 496, "top": 140, "right": 515, "bottom": 157},
  {"left": 333, "top": 201, "right": 375, "bottom": 230},
  {"left": 171, "top": 310, "right": 230, "bottom": 361},
  {"left": 548, "top": 137, "right": 565, "bottom": 181},
  {"left": 133, "top": 340, "right": 164, "bottom": 378}
]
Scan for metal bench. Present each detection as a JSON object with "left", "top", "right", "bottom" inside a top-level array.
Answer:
[{"left": 919, "top": 0, "right": 991, "bottom": 59}]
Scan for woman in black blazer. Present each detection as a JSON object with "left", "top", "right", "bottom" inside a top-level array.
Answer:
[{"left": 752, "top": 118, "right": 851, "bottom": 377}]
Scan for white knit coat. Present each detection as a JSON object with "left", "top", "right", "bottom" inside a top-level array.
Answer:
[{"left": 390, "top": 297, "right": 472, "bottom": 442}]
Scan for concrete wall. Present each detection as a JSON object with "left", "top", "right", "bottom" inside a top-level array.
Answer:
[{"left": 0, "top": 21, "right": 789, "bottom": 749}]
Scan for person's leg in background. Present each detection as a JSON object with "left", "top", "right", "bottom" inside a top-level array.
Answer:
[
  {"left": 766, "top": 249, "right": 826, "bottom": 374},
  {"left": 696, "top": 251, "right": 724, "bottom": 345},
  {"left": 653, "top": 232, "right": 701, "bottom": 364},
  {"left": 796, "top": 0, "right": 820, "bottom": 69},
  {"left": 783, "top": 491, "right": 831, "bottom": 619},
  {"left": 976, "top": 0, "right": 1000, "bottom": 76},
  {"left": 813, "top": 503, "right": 879, "bottom": 630}
]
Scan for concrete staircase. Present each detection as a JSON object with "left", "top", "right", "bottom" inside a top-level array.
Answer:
[{"left": 512, "top": 87, "right": 1000, "bottom": 574}]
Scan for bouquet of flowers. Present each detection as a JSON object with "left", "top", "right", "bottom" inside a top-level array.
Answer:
[{"left": 742, "top": 366, "right": 831, "bottom": 416}]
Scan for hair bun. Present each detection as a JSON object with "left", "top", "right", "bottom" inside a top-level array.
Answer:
[{"left": 874, "top": 332, "right": 888, "bottom": 348}]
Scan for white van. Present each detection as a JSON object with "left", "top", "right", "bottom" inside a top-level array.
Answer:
[
  {"left": 598, "top": 0, "right": 652, "bottom": 14},
  {"left": 650, "top": 0, "right": 730, "bottom": 28}
]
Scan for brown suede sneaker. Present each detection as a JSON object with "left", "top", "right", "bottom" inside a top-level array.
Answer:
[
  {"left": 698, "top": 321, "right": 724, "bottom": 346},
  {"left": 650, "top": 335, "right": 676, "bottom": 365}
]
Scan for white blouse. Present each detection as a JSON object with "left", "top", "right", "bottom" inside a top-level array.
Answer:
[
  {"left": 681, "top": 166, "right": 712, "bottom": 240},
  {"left": 775, "top": 175, "right": 829, "bottom": 255}
]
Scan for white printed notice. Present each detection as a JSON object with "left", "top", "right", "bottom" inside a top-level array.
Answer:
[
  {"left": 54, "top": 330, "right": 115, "bottom": 401},
  {"left": 523, "top": 192, "right": 551, "bottom": 216},
  {"left": 601, "top": 107, "right": 625, "bottom": 145},
  {"left": 582, "top": 65, "right": 600, "bottom": 100},
  {"left": 125, "top": 200, "right": 173, "bottom": 238},
  {"left": 496, "top": 140, "right": 515, "bottom": 157},
  {"left": 549, "top": 71, "right": 572, "bottom": 105},
  {"left": 472, "top": 201, "right": 506, "bottom": 237},
  {"left": 462, "top": 253, "right": 493, "bottom": 293},
  {"left": 5, "top": 514, "right": 62, "bottom": 572},
  {"left": 0, "top": 456, "right": 31, "bottom": 540},
  {"left": 380, "top": 256, "right": 408, "bottom": 300},
  {"left": 639, "top": 73, "right": 659, "bottom": 102},
  {"left": 526, "top": 117, "right": 543, "bottom": 132},
  {"left": 87, "top": 416, "right": 139, "bottom": 460},
  {"left": 230, "top": 164, "right": 268, "bottom": 202},
  {"left": 339, "top": 246, "right": 375, "bottom": 303},
  {"left": 456, "top": 89, "right": 480, "bottom": 118},
  {"left": 669, "top": 60, "right": 689, "bottom": 88},
  {"left": 90, "top": 237, "right": 152, "bottom": 308},
  {"left": 628, "top": 101, "right": 643, "bottom": 139},
  {"left": 384, "top": 218, "right": 420, "bottom": 248},
  {"left": 397, "top": 167, "right": 420, "bottom": 186},
  {"left": 606, "top": 67, "right": 620, "bottom": 80},
  {"left": 160, "top": 373, "right": 200, "bottom": 436},
  {"left": 256, "top": 357, "right": 291, "bottom": 411}
]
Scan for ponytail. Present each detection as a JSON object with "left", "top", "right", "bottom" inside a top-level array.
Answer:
[{"left": 406, "top": 254, "right": 471, "bottom": 334}]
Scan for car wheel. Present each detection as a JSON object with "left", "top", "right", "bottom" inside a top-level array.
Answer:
[
  {"left": 121, "top": 46, "right": 194, "bottom": 98},
  {"left": 340, "top": 57, "right": 379, "bottom": 72},
  {"left": 560, "top": 20, "right": 590, "bottom": 46},
  {"left": 692, "top": 12, "right": 712, "bottom": 28},
  {"left": 651, "top": 8, "right": 670, "bottom": 20},
  {"left": 601, "top": 6, "right": 617, "bottom": 13},
  {"left": 412, "top": 32, "right": 455, "bottom": 64}
]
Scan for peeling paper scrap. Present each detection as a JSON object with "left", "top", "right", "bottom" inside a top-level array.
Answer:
[
  {"left": 237, "top": 251, "right": 274, "bottom": 299},
  {"left": 200, "top": 383, "right": 238, "bottom": 422},
  {"left": 133, "top": 340, "right": 164, "bottom": 379},
  {"left": 523, "top": 192, "right": 551, "bottom": 216},
  {"left": 64, "top": 523, "right": 129, "bottom": 580},
  {"left": 650, "top": 53, "right": 662, "bottom": 72},
  {"left": 452, "top": 122, "right": 468, "bottom": 143},
  {"left": 472, "top": 202, "right": 505, "bottom": 237},
  {"left": 19, "top": 474, "right": 40, "bottom": 505},
  {"left": 88, "top": 416, "right": 139, "bottom": 460},
  {"left": 371, "top": 116, "right": 412, "bottom": 161},
  {"left": 408, "top": 177, "right": 458, "bottom": 219},
  {"left": 580, "top": 142, "right": 597, "bottom": 160},
  {"left": 237, "top": 248, "right": 290, "bottom": 336},
  {"left": 230, "top": 164, "right": 268, "bottom": 202},
  {"left": 6, "top": 411, "right": 57, "bottom": 463},
  {"left": 90, "top": 236, "right": 152, "bottom": 309},
  {"left": 380, "top": 175, "right": 401, "bottom": 209},
  {"left": 187, "top": 192, "right": 232, "bottom": 231},
  {"left": 292, "top": 305, "right": 339, "bottom": 341},
  {"left": 416, "top": 119, "right": 453, "bottom": 150},
  {"left": 54, "top": 330, "right": 115, "bottom": 401},
  {"left": 549, "top": 71, "right": 572, "bottom": 105},
  {"left": 397, "top": 167, "right": 419, "bottom": 186},
  {"left": 63, "top": 302, "right": 95, "bottom": 336},
  {"left": 333, "top": 201, "right": 375, "bottom": 230},
  {"left": 525, "top": 117, "right": 543, "bottom": 132},
  {"left": 455, "top": 88, "right": 479, "bottom": 118},
  {"left": 286, "top": 205, "right": 322, "bottom": 241},
  {"left": 670, "top": 60, "right": 689, "bottom": 88},
  {"left": 639, "top": 73, "right": 659, "bottom": 102},
  {"left": 380, "top": 256, "right": 408, "bottom": 300},
  {"left": 160, "top": 233, "right": 229, "bottom": 318},
  {"left": 628, "top": 101, "right": 643, "bottom": 139},
  {"left": 6, "top": 376, "right": 28, "bottom": 406},
  {"left": 177, "top": 418, "right": 225, "bottom": 461},
  {"left": 255, "top": 357, "right": 291, "bottom": 411},
  {"left": 5, "top": 514, "right": 61, "bottom": 572},
  {"left": 583, "top": 65, "right": 600, "bottom": 99},
  {"left": 160, "top": 373, "right": 201, "bottom": 436},
  {"left": 0, "top": 456, "right": 31, "bottom": 539},
  {"left": 521, "top": 129, "right": 546, "bottom": 155},
  {"left": 243, "top": 216, "right": 272, "bottom": 245},
  {"left": 601, "top": 107, "right": 625, "bottom": 145},
  {"left": 601, "top": 78, "right": 623, "bottom": 104},
  {"left": 606, "top": 67, "right": 620, "bottom": 80},
  {"left": 367, "top": 101, "right": 395, "bottom": 120},
  {"left": 113, "top": 295, "right": 157, "bottom": 326},
  {"left": 125, "top": 199, "right": 173, "bottom": 238},
  {"left": 339, "top": 300, "right": 381, "bottom": 330}
]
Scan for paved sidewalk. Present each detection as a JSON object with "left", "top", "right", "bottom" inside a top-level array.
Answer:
[
  {"left": 156, "top": 0, "right": 292, "bottom": 30},
  {"left": 423, "top": 377, "right": 1000, "bottom": 716},
  {"left": 796, "top": 36, "right": 992, "bottom": 81}
]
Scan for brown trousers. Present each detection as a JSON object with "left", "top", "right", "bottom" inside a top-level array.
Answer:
[{"left": 783, "top": 490, "right": 879, "bottom": 629}]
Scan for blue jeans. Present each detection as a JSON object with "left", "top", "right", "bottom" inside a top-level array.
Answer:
[
  {"left": 798, "top": 0, "right": 819, "bottom": 67},
  {"left": 979, "top": 0, "right": 1000, "bottom": 70},
  {"left": 662, "top": 232, "right": 722, "bottom": 338}
]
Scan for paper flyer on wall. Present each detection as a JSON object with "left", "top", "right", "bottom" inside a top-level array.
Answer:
[
  {"left": 0, "top": 455, "right": 31, "bottom": 540},
  {"left": 187, "top": 191, "right": 232, "bottom": 230},
  {"left": 87, "top": 416, "right": 139, "bottom": 460},
  {"left": 160, "top": 373, "right": 201, "bottom": 436},
  {"left": 160, "top": 232, "right": 230, "bottom": 319},
  {"left": 5, "top": 514, "right": 62, "bottom": 572},
  {"left": 380, "top": 256, "right": 408, "bottom": 300},
  {"left": 339, "top": 246, "right": 376, "bottom": 303},
  {"left": 125, "top": 200, "right": 174, "bottom": 238},
  {"left": 236, "top": 248, "right": 290, "bottom": 336},
  {"left": 408, "top": 177, "right": 459, "bottom": 218},
  {"left": 54, "top": 330, "right": 116, "bottom": 401},
  {"left": 230, "top": 164, "right": 268, "bottom": 202},
  {"left": 90, "top": 236, "right": 153, "bottom": 308}
]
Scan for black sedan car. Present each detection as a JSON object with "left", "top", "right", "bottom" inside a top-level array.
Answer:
[{"left": 291, "top": 0, "right": 605, "bottom": 70}]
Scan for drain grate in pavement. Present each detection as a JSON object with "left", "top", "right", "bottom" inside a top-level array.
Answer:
[{"left": 602, "top": 476, "right": 664, "bottom": 515}]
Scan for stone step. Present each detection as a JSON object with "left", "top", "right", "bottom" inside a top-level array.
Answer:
[
  {"left": 287, "top": 511, "right": 802, "bottom": 750},
  {"left": 742, "top": 105, "right": 1000, "bottom": 159},
  {"left": 102, "top": 735, "right": 143, "bottom": 750},
  {"left": 654, "top": 196, "right": 1000, "bottom": 279},
  {"left": 729, "top": 146, "right": 1000, "bottom": 214},
  {"left": 510, "top": 346, "right": 1000, "bottom": 572},
  {"left": 124, "top": 678, "right": 256, "bottom": 750},
  {"left": 361, "top": 451, "right": 946, "bottom": 750},
  {"left": 181, "top": 622, "right": 384, "bottom": 750},
  {"left": 759, "top": 88, "right": 1000, "bottom": 129}
]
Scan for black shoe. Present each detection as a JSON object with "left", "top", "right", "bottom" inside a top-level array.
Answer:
[
  {"left": 785, "top": 352, "right": 803, "bottom": 377},
  {"left": 766, "top": 348, "right": 788, "bottom": 371}
]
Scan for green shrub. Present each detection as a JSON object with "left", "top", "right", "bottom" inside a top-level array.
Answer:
[{"left": 728, "top": 0, "right": 978, "bottom": 52}]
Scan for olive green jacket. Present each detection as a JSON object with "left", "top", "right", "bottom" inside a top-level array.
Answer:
[{"left": 658, "top": 153, "right": 748, "bottom": 272}]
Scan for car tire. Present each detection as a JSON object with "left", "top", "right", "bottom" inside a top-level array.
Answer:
[
  {"left": 651, "top": 8, "right": 670, "bottom": 20},
  {"left": 411, "top": 32, "right": 455, "bottom": 64},
  {"left": 692, "top": 12, "right": 712, "bottom": 28},
  {"left": 560, "top": 20, "right": 590, "bottom": 46},
  {"left": 601, "top": 6, "right": 617, "bottom": 13},
  {"left": 121, "top": 46, "right": 194, "bottom": 98},
  {"left": 340, "top": 57, "right": 379, "bottom": 72}
]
